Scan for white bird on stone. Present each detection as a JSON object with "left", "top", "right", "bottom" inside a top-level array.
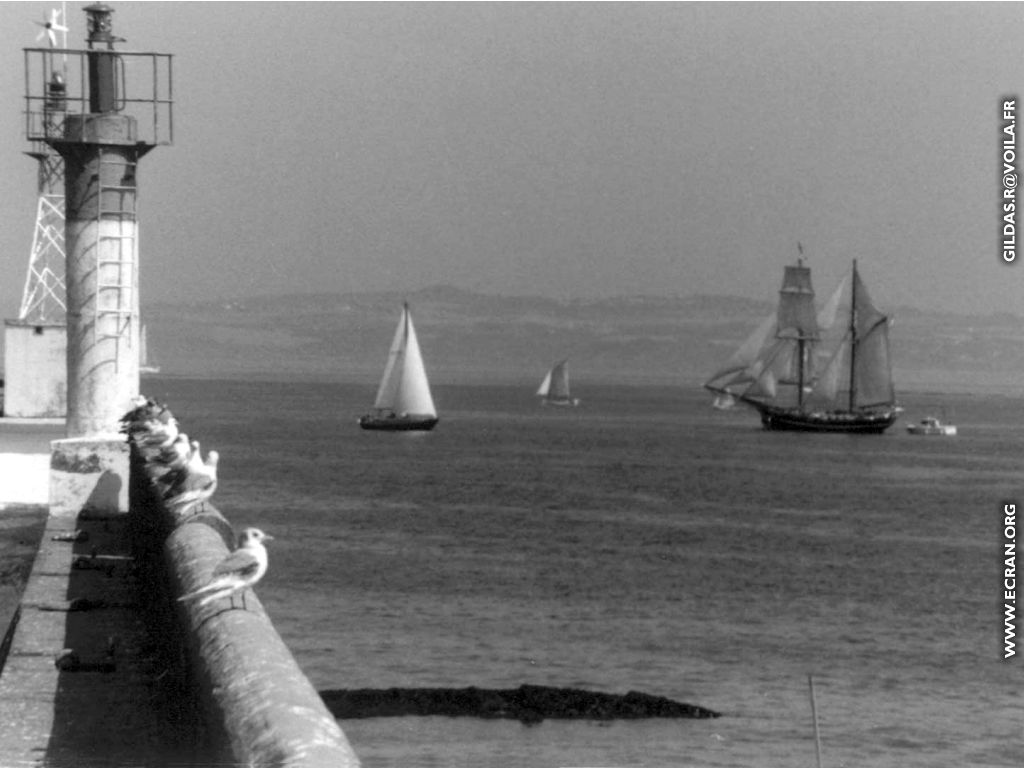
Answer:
[
  {"left": 155, "top": 433, "right": 193, "bottom": 471},
  {"left": 135, "top": 416, "right": 179, "bottom": 450},
  {"left": 177, "top": 528, "right": 273, "bottom": 608},
  {"left": 162, "top": 442, "right": 218, "bottom": 516},
  {"left": 120, "top": 397, "right": 176, "bottom": 441}
]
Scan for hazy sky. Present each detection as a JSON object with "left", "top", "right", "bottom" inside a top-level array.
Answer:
[{"left": 0, "top": 2, "right": 1021, "bottom": 316}]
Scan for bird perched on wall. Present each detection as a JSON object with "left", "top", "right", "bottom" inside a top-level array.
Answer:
[
  {"left": 119, "top": 396, "right": 177, "bottom": 448},
  {"left": 162, "top": 441, "right": 218, "bottom": 517},
  {"left": 119, "top": 396, "right": 161, "bottom": 429},
  {"left": 134, "top": 416, "right": 179, "bottom": 450},
  {"left": 154, "top": 433, "right": 193, "bottom": 473},
  {"left": 177, "top": 527, "right": 273, "bottom": 608}
]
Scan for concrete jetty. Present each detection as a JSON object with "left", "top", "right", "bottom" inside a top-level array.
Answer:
[
  {"left": 0, "top": 418, "right": 63, "bottom": 507},
  {"left": 0, "top": 415, "right": 361, "bottom": 766}
]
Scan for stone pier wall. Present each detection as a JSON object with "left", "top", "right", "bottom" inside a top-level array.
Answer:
[
  {"left": 0, "top": 427, "right": 361, "bottom": 766},
  {"left": 130, "top": 438, "right": 362, "bottom": 766}
]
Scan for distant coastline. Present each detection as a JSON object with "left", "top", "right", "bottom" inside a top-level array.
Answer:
[{"left": 84, "top": 286, "right": 1024, "bottom": 393}]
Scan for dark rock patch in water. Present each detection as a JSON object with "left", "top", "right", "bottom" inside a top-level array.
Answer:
[{"left": 320, "top": 684, "right": 720, "bottom": 723}]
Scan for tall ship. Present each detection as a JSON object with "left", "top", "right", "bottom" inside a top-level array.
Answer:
[
  {"left": 359, "top": 303, "right": 439, "bottom": 431},
  {"left": 704, "top": 258, "right": 899, "bottom": 433},
  {"left": 536, "top": 358, "right": 580, "bottom": 406}
]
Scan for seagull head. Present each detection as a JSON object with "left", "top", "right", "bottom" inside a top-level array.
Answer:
[{"left": 239, "top": 528, "right": 273, "bottom": 547}]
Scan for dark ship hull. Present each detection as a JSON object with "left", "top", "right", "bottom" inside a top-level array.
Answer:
[
  {"left": 359, "top": 414, "right": 438, "bottom": 432},
  {"left": 754, "top": 403, "right": 898, "bottom": 434}
]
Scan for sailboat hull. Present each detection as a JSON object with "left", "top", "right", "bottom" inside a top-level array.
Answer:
[
  {"left": 359, "top": 414, "right": 439, "bottom": 432},
  {"left": 755, "top": 404, "right": 898, "bottom": 434},
  {"left": 540, "top": 398, "right": 580, "bottom": 407}
]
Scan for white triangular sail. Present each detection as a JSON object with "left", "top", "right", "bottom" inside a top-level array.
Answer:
[
  {"left": 536, "top": 370, "right": 552, "bottom": 397},
  {"left": 373, "top": 304, "right": 436, "bottom": 417},
  {"left": 537, "top": 359, "right": 573, "bottom": 403}
]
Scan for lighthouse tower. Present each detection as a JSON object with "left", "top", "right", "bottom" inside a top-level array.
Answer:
[{"left": 24, "top": 3, "right": 173, "bottom": 437}]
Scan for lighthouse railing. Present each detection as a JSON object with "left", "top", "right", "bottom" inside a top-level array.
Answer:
[{"left": 23, "top": 47, "right": 174, "bottom": 147}]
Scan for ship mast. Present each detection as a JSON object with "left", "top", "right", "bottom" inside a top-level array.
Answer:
[{"left": 848, "top": 259, "right": 858, "bottom": 412}]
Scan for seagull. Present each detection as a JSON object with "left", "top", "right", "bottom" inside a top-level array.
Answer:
[
  {"left": 177, "top": 528, "right": 273, "bottom": 608},
  {"left": 163, "top": 443, "right": 218, "bottom": 516},
  {"left": 134, "top": 416, "right": 179, "bottom": 450},
  {"left": 154, "top": 433, "right": 193, "bottom": 471},
  {"left": 120, "top": 398, "right": 176, "bottom": 438}
]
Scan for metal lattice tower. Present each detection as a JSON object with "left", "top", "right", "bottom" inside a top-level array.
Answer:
[
  {"left": 20, "top": 144, "right": 67, "bottom": 323},
  {"left": 19, "top": 6, "right": 69, "bottom": 324}
]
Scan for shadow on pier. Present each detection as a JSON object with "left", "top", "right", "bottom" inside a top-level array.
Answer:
[{"left": 41, "top": 499, "right": 196, "bottom": 765}]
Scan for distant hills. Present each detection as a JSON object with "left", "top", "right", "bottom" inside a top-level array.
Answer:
[{"left": 143, "top": 285, "right": 1024, "bottom": 392}]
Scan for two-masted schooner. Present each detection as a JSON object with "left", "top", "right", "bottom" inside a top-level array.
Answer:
[
  {"left": 704, "top": 259, "right": 899, "bottom": 433},
  {"left": 359, "top": 303, "right": 439, "bottom": 431}
]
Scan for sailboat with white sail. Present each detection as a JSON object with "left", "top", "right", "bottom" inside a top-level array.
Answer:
[
  {"left": 536, "top": 359, "right": 580, "bottom": 407},
  {"left": 704, "top": 258, "right": 900, "bottom": 433},
  {"left": 359, "top": 303, "right": 439, "bottom": 431}
]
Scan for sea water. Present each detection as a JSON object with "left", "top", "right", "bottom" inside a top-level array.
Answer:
[{"left": 144, "top": 377, "right": 1022, "bottom": 768}]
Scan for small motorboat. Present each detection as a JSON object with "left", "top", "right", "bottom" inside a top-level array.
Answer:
[{"left": 906, "top": 416, "right": 957, "bottom": 436}]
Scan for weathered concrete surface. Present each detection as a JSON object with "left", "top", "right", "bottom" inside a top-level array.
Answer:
[
  {"left": 0, "top": 510, "right": 192, "bottom": 766},
  {"left": 0, "top": 411, "right": 361, "bottom": 766},
  {"left": 164, "top": 511, "right": 361, "bottom": 767},
  {"left": 128, "top": 421, "right": 361, "bottom": 767},
  {"left": 2, "top": 321, "right": 67, "bottom": 418},
  {"left": 49, "top": 436, "right": 128, "bottom": 517}
]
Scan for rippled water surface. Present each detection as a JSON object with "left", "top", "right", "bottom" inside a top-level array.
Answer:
[{"left": 147, "top": 378, "right": 1022, "bottom": 767}]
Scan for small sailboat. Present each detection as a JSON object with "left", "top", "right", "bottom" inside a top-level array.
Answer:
[
  {"left": 139, "top": 324, "right": 160, "bottom": 375},
  {"left": 711, "top": 390, "right": 736, "bottom": 410},
  {"left": 359, "top": 303, "right": 438, "bottom": 431},
  {"left": 536, "top": 359, "right": 580, "bottom": 406},
  {"left": 704, "top": 257, "right": 900, "bottom": 433}
]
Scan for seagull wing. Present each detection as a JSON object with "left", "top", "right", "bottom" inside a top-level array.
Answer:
[
  {"left": 178, "top": 548, "right": 263, "bottom": 602},
  {"left": 210, "top": 547, "right": 262, "bottom": 580}
]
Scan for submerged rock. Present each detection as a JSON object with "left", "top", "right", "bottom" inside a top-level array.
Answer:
[{"left": 320, "top": 684, "right": 720, "bottom": 723}]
